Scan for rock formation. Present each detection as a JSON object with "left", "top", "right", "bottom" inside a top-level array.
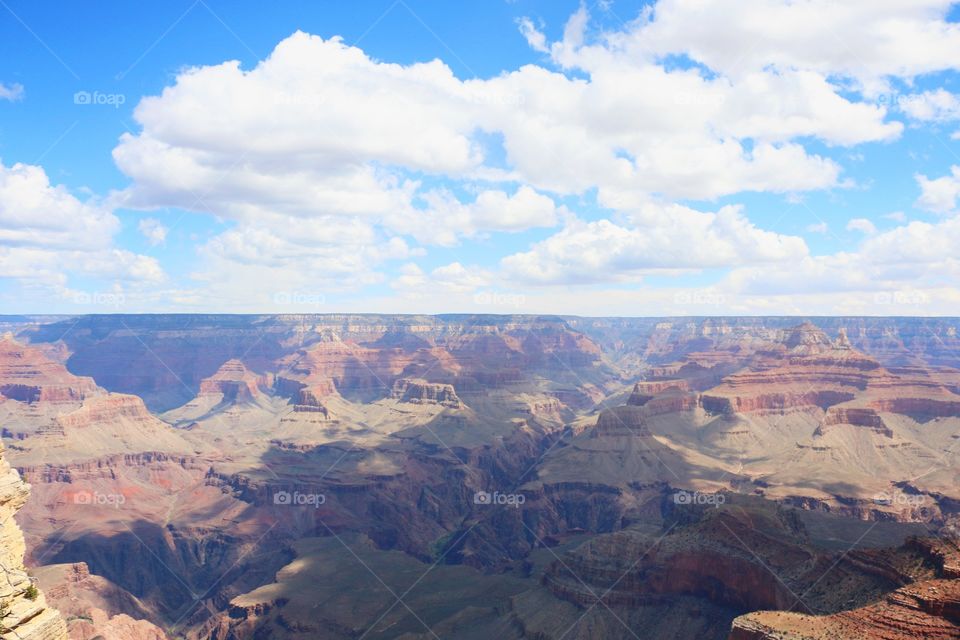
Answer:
[
  {"left": 728, "top": 537, "right": 960, "bottom": 639},
  {"left": 197, "top": 359, "right": 269, "bottom": 403},
  {"left": 34, "top": 562, "right": 167, "bottom": 640},
  {"left": 391, "top": 378, "right": 464, "bottom": 408},
  {"left": 0, "top": 337, "right": 97, "bottom": 405},
  {"left": 0, "top": 441, "right": 67, "bottom": 640},
  {"left": 0, "top": 315, "right": 957, "bottom": 639}
]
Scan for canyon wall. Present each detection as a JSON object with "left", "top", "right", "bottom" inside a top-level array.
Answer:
[{"left": 0, "top": 442, "right": 67, "bottom": 640}]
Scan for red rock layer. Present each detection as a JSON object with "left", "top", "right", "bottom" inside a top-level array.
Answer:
[
  {"left": 198, "top": 359, "right": 268, "bottom": 402},
  {"left": 816, "top": 406, "right": 893, "bottom": 437},
  {"left": 589, "top": 405, "right": 654, "bottom": 437},
  {"left": 729, "top": 579, "right": 960, "bottom": 639},
  {"left": 274, "top": 339, "right": 422, "bottom": 401},
  {"left": 54, "top": 394, "right": 157, "bottom": 430},
  {"left": 0, "top": 337, "right": 98, "bottom": 404},
  {"left": 695, "top": 323, "right": 960, "bottom": 418},
  {"left": 391, "top": 378, "right": 463, "bottom": 408}
]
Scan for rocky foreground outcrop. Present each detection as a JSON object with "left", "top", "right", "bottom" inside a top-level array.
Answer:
[
  {"left": 729, "top": 577, "right": 960, "bottom": 639},
  {"left": 0, "top": 441, "right": 67, "bottom": 640},
  {"left": 728, "top": 537, "right": 960, "bottom": 639}
]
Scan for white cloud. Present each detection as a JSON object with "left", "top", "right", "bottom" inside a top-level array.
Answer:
[
  {"left": 113, "top": 15, "right": 910, "bottom": 240},
  {"left": 846, "top": 218, "right": 878, "bottom": 234},
  {"left": 387, "top": 186, "right": 562, "bottom": 246},
  {"left": 517, "top": 17, "right": 549, "bottom": 53},
  {"left": 806, "top": 222, "right": 829, "bottom": 234},
  {"left": 393, "top": 262, "right": 490, "bottom": 296},
  {"left": 860, "top": 216, "right": 960, "bottom": 269},
  {"left": 725, "top": 215, "right": 960, "bottom": 301},
  {"left": 182, "top": 215, "right": 423, "bottom": 310},
  {"left": 0, "top": 82, "right": 23, "bottom": 102},
  {"left": 916, "top": 166, "right": 960, "bottom": 214},
  {"left": 138, "top": 218, "right": 168, "bottom": 245},
  {"left": 0, "top": 161, "right": 163, "bottom": 290},
  {"left": 900, "top": 88, "right": 960, "bottom": 122},
  {"left": 0, "top": 161, "right": 118, "bottom": 249},
  {"left": 606, "top": 0, "right": 960, "bottom": 88},
  {"left": 90, "top": 4, "right": 960, "bottom": 309},
  {"left": 501, "top": 204, "right": 808, "bottom": 285}
]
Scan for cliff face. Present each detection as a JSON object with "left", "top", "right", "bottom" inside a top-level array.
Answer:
[
  {"left": 697, "top": 323, "right": 960, "bottom": 420},
  {"left": 0, "top": 337, "right": 97, "bottom": 405},
  {"left": 197, "top": 359, "right": 268, "bottom": 402},
  {"left": 728, "top": 541, "right": 960, "bottom": 640},
  {"left": 0, "top": 442, "right": 67, "bottom": 640},
  {"left": 34, "top": 562, "right": 168, "bottom": 640},
  {"left": 391, "top": 378, "right": 464, "bottom": 408}
]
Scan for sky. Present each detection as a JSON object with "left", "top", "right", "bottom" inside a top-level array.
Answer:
[{"left": 2, "top": 0, "right": 960, "bottom": 316}]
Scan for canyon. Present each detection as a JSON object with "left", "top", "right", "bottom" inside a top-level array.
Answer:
[{"left": 0, "top": 315, "right": 958, "bottom": 639}]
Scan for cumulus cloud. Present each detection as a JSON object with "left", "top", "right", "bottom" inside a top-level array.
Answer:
[
  {"left": 900, "top": 89, "right": 960, "bottom": 122},
  {"left": 501, "top": 204, "right": 808, "bottom": 285},
  {"left": 607, "top": 0, "right": 960, "bottom": 87},
  {"left": 86, "top": 2, "right": 960, "bottom": 309},
  {"left": 0, "top": 161, "right": 163, "bottom": 289},
  {"left": 113, "top": 13, "right": 907, "bottom": 229},
  {"left": 393, "top": 262, "right": 491, "bottom": 296},
  {"left": 0, "top": 161, "right": 118, "bottom": 249},
  {"left": 196, "top": 218, "right": 418, "bottom": 295},
  {"left": 724, "top": 214, "right": 960, "bottom": 301},
  {"left": 916, "top": 166, "right": 960, "bottom": 214},
  {"left": 387, "top": 186, "right": 562, "bottom": 246}
]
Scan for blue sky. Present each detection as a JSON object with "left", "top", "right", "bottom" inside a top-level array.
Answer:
[{"left": 2, "top": 0, "right": 960, "bottom": 315}]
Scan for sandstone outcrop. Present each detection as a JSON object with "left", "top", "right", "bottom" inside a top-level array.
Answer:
[
  {"left": 68, "top": 609, "right": 167, "bottom": 640},
  {"left": 698, "top": 323, "right": 960, "bottom": 420},
  {"left": 34, "top": 562, "right": 167, "bottom": 640},
  {"left": 391, "top": 378, "right": 464, "bottom": 408},
  {"left": 0, "top": 337, "right": 97, "bottom": 404},
  {"left": 0, "top": 441, "right": 67, "bottom": 640},
  {"left": 729, "top": 576, "right": 960, "bottom": 639},
  {"left": 197, "top": 359, "right": 269, "bottom": 402}
]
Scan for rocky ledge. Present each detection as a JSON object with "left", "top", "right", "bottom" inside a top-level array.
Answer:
[
  {"left": 0, "top": 442, "right": 67, "bottom": 640},
  {"left": 391, "top": 378, "right": 464, "bottom": 408}
]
